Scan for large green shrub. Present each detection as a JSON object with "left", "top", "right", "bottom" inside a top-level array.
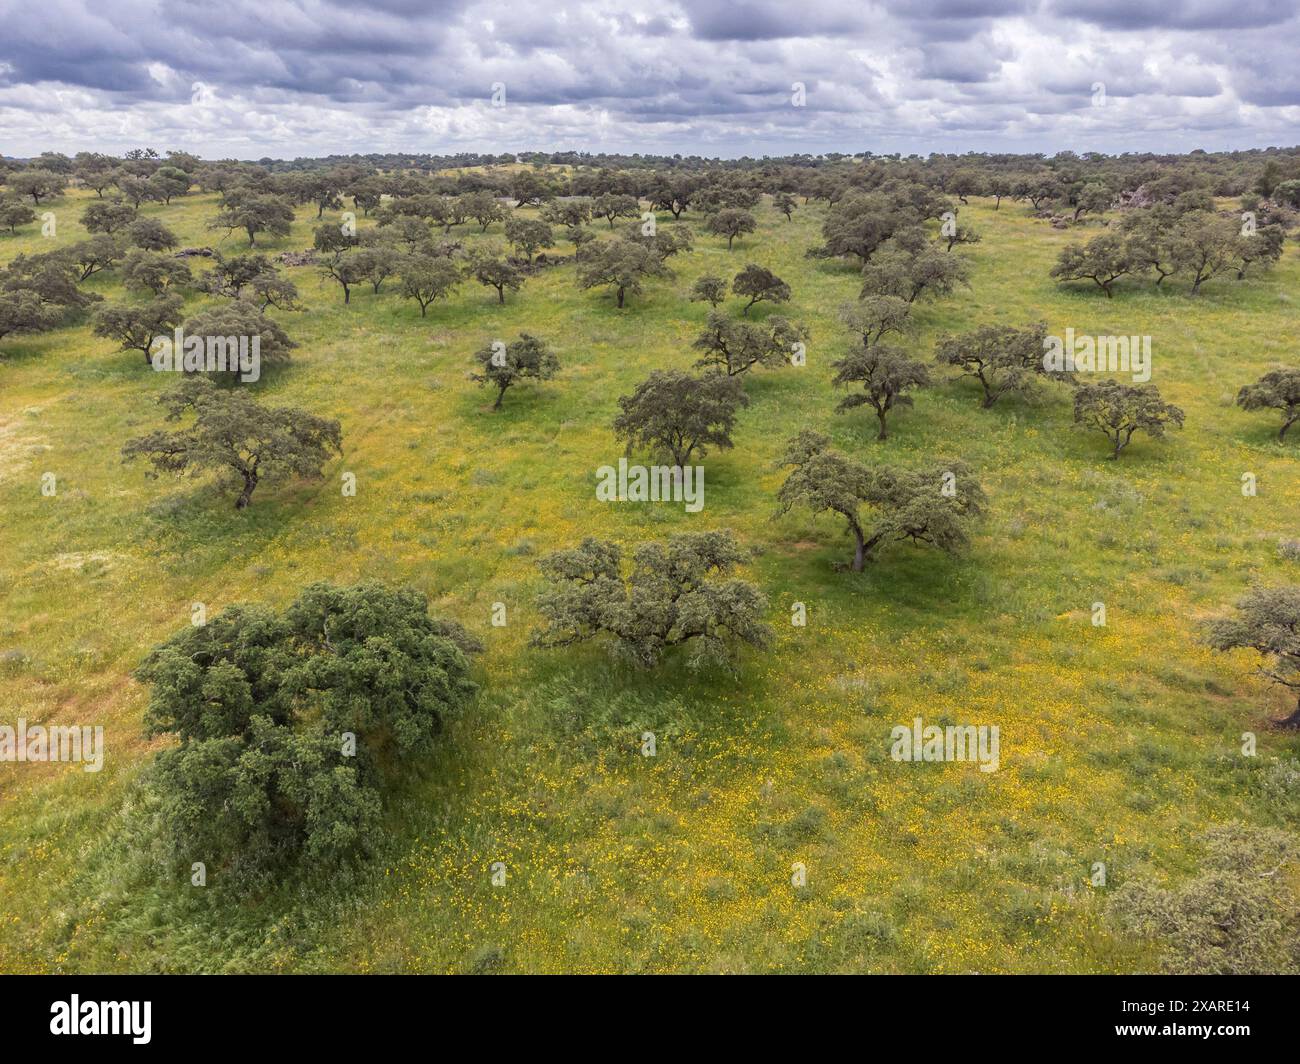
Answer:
[{"left": 133, "top": 582, "right": 481, "bottom": 891}]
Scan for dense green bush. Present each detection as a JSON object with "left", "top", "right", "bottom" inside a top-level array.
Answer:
[
  {"left": 1109, "top": 823, "right": 1299, "bottom": 973},
  {"left": 133, "top": 582, "right": 481, "bottom": 892}
]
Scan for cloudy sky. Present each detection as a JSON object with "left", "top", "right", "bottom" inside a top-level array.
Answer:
[{"left": 1, "top": 0, "right": 1297, "bottom": 160}]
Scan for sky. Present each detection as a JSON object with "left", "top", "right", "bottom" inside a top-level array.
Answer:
[{"left": 1, "top": 0, "right": 1298, "bottom": 160}]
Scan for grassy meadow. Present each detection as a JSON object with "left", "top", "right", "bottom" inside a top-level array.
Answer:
[{"left": 1, "top": 177, "right": 1297, "bottom": 973}]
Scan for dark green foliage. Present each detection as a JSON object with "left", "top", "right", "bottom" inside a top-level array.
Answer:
[
  {"left": 133, "top": 582, "right": 480, "bottom": 891},
  {"left": 775, "top": 431, "right": 986, "bottom": 571},
  {"left": 91, "top": 295, "right": 184, "bottom": 363},
  {"left": 1072, "top": 380, "right": 1184, "bottom": 459},
  {"left": 692, "top": 310, "right": 807, "bottom": 376},
  {"left": 1050, "top": 231, "right": 1133, "bottom": 297},
  {"left": 80, "top": 198, "right": 137, "bottom": 235},
  {"left": 1237, "top": 367, "right": 1300, "bottom": 441},
  {"left": 613, "top": 369, "right": 749, "bottom": 465},
  {"left": 705, "top": 208, "right": 757, "bottom": 250},
  {"left": 831, "top": 344, "right": 931, "bottom": 440},
  {"left": 1109, "top": 824, "right": 1298, "bottom": 973},
  {"left": 471, "top": 332, "right": 560, "bottom": 409},
  {"left": 732, "top": 263, "right": 790, "bottom": 314},
  {"left": 577, "top": 237, "right": 669, "bottom": 308},
  {"left": 1206, "top": 586, "right": 1300, "bottom": 726},
  {"left": 934, "top": 321, "right": 1067, "bottom": 408},
  {"left": 122, "top": 376, "right": 339, "bottom": 508},
  {"left": 532, "top": 530, "right": 772, "bottom": 670}
]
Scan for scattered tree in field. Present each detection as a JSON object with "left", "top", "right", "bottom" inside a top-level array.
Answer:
[
  {"left": 577, "top": 238, "right": 669, "bottom": 308},
  {"left": 1072, "top": 380, "right": 1184, "bottom": 459},
  {"left": 860, "top": 242, "right": 970, "bottom": 303},
  {"left": 689, "top": 274, "right": 728, "bottom": 308},
  {"left": 125, "top": 217, "right": 179, "bottom": 251},
  {"left": 312, "top": 222, "right": 358, "bottom": 259},
  {"left": 179, "top": 301, "right": 296, "bottom": 374},
  {"left": 248, "top": 271, "right": 303, "bottom": 312},
  {"left": 199, "top": 253, "right": 276, "bottom": 298},
  {"left": 1109, "top": 823, "right": 1300, "bottom": 973},
  {"left": 114, "top": 174, "right": 157, "bottom": 210},
  {"left": 934, "top": 321, "right": 1070, "bottom": 407},
  {"left": 466, "top": 245, "right": 524, "bottom": 304},
  {"left": 648, "top": 175, "right": 696, "bottom": 219},
  {"left": 593, "top": 192, "right": 640, "bottom": 229},
  {"left": 706, "top": 208, "right": 758, "bottom": 250},
  {"left": 831, "top": 345, "right": 931, "bottom": 440},
  {"left": 1072, "top": 182, "right": 1112, "bottom": 222},
  {"left": 774, "top": 431, "right": 986, "bottom": 571},
  {"left": 643, "top": 224, "right": 694, "bottom": 262},
  {"left": 510, "top": 170, "right": 553, "bottom": 209},
  {"left": 464, "top": 189, "right": 509, "bottom": 232},
  {"left": 1171, "top": 212, "right": 1245, "bottom": 295},
  {"left": 399, "top": 253, "right": 462, "bottom": 316},
  {"left": 613, "top": 369, "right": 749, "bottom": 465},
  {"left": 947, "top": 169, "right": 986, "bottom": 205},
  {"left": 1120, "top": 208, "right": 1179, "bottom": 285},
  {"left": 1236, "top": 368, "right": 1300, "bottom": 441},
  {"left": 815, "top": 192, "right": 913, "bottom": 263},
  {"left": 210, "top": 192, "right": 295, "bottom": 246},
  {"left": 74, "top": 153, "right": 118, "bottom": 197},
  {"left": 503, "top": 216, "right": 554, "bottom": 263},
  {"left": 351, "top": 243, "right": 402, "bottom": 295},
  {"left": 692, "top": 311, "right": 807, "bottom": 377},
  {"left": 381, "top": 215, "right": 434, "bottom": 249},
  {"left": 540, "top": 197, "right": 593, "bottom": 229},
  {"left": 839, "top": 296, "right": 912, "bottom": 346},
  {"left": 773, "top": 192, "right": 797, "bottom": 220},
  {"left": 317, "top": 247, "right": 366, "bottom": 304},
  {"left": 988, "top": 176, "right": 1012, "bottom": 210},
  {"left": 121, "top": 249, "right": 191, "bottom": 295},
  {"left": 565, "top": 224, "right": 599, "bottom": 259},
  {"left": 470, "top": 332, "right": 559, "bottom": 409},
  {"left": 0, "top": 197, "right": 36, "bottom": 235},
  {"left": 80, "top": 198, "right": 137, "bottom": 235},
  {"left": 532, "top": 530, "right": 772, "bottom": 670},
  {"left": 0, "top": 289, "right": 57, "bottom": 344},
  {"left": 92, "top": 295, "right": 184, "bottom": 363},
  {"left": 2, "top": 250, "right": 97, "bottom": 311},
  {"left": 943, "top": 221, "right": 982, "bottom": 252},
  {"left": 732, "top": 264, "right": 791, "bottom": 315},
  {"left": 1206, "top": 587, "right": 1300, "bottom": 727},
  {"left": 9, "top": 169, "right": 67, "bottom": 204},
  {"left": 123, "top": 377, "right": 340, "bottom": 509},
  {"left": 67, "top": 235, "right": 127, "bottom": 280},
  {"left": 1050, "top": 231, "right": 1133, "bottom": 297},
  {"left": 133, "top": 581, "right": 479, "bottom": 889},
  {"left": 1234, "top": 224, "right": 1285, "bottom": 280},
  {"left": 148, "top": 166, "right": 191, "bottom": 205}
]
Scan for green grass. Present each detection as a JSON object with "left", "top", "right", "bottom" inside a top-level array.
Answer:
[{"left": 1, "top": 183, "right": 1297, "bottom": 973}]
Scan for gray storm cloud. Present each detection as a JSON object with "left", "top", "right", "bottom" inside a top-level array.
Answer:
[{"left": 0, "top": 0, "right": 1296, "bottom": 156}]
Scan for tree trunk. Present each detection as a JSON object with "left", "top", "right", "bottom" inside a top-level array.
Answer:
[
  {"left": 236, "top": 473, "right": 256, "bottom": 509},
  {"left": 616, "top": 287, "right": 625, "bottom": 308},
  {"left": 1279, "top": 413, "right": 1296, "bottom": 441},
  {"left": 1275, "top": 696, "right": 1300, "bottom": 728},
  {"left": 876, "top": 410, "right": 888, "bottom": 440}
]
